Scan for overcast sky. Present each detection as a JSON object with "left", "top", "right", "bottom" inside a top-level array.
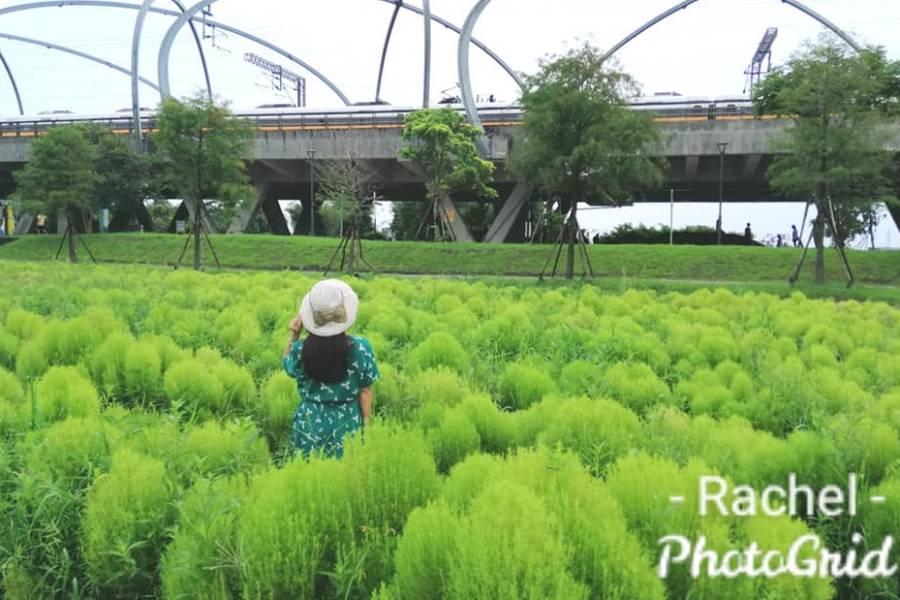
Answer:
[
  {"left": 0, "top": 0, "right": 897, "bottom": 113},
  {"left": 0, "top": 0, "right": 897, "bottom": 246}
]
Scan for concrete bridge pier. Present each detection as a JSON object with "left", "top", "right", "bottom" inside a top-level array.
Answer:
[
  {"left": 229, "top": 183, "right": 292, "bottom": 235},
  {"left": 484, "top": 182, "right": 529, "bottom": 243},
  {"left": 437, "top": 191, "right": 474, "bottom": 242}
]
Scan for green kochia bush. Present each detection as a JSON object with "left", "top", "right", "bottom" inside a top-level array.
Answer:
[
  {"left": 258, "top": 370, "right": 298, "bottom": 450},
  {"left": 239, "top": 458, "right": 353, "bottom": 599},
  {"left": 394, "top": 449, "right": 663, "bottom": 600},
  {"left": 405, "top": 367, "right": 469, "bottom": 424},
  {"left": 450, "top": 482, "right": 589, "bottom": 599},
  {"left": 406, "top": 332, "right": 469, "bottom": 374},
  {"left": 161, "top": 476, "right": 248, "bottom": 600},
  {"left": 163, "top": 359, "right": 225, "bottom": 418},
  {"left": 82, "top": 449, "right": 178, "bottom": 597},
  {"left": 497, "top": 361, "right": 557, "bottom": 410},
  {"left": 427, "top": 408, "right": 480, "bottom": 473},
  {"left": 31, "top": 366, "right": 101, "bottom": 426},
  {"left": 394, "top": 485, "right": 587, "bottom": 600},
  {"left": 598, "top": 362, "right": 672, "bottom": 415},
  {"left": 0, "top": 366, "right": 25, "bottom": 437},
  {"left": 174, "top": 419, "right": 271, "bottom": 481},
  {"left": 535, "top": 396, "right": 643, "bottom": 476}
]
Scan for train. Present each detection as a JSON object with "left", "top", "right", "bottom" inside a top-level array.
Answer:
[{"left": 0, "top": 95, "right": 757, "bottom": 135}]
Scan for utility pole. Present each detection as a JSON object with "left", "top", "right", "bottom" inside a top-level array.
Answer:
[{"left": 244, "top": 52, "right": 307, "bottom": 106}]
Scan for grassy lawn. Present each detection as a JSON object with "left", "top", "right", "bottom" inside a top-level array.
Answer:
[{"left": 1, "top": 233, "right": 897, "bottom": 302}]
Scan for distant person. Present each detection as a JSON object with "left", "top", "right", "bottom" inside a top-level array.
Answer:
[
  {"left": 776, "top": 234, "right": 783, "bottom": 248},
  {"left": 791, "top": 224, "right": 800, "bottom": 247},
  {"left": 593, "top": 233, "right": 601, "bottom": 244},
  {"left": 744, "top": 222, "right": 753, "bottom": 242},
  {"left": 35, "top": 213, "right": 47, "bottom": 234},
  {"left": 0, "top": 202, "right": 6, "bottom": 236}
]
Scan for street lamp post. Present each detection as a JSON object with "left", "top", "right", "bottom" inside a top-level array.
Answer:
[
  {"left": 716, "top": 142, "right": 728, "bottom": 245},
  {"left": 307, "top": 148, "right": 317, "bottom": 236}
]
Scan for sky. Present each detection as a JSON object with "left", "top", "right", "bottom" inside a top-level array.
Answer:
[{"left": 0, "top": 0, "right": 897, "bottom": 245}]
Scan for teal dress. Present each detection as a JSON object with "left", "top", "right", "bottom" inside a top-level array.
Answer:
[{"left": 283, "top": 336, "right": 379, "bottom": 458}]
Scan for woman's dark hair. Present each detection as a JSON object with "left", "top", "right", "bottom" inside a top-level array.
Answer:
[{"left": 301, "top": 332, "right": 350, "bottom": 383}]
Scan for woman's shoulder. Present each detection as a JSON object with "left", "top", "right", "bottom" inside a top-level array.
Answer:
[{"left": 349, "top": 335, "right": 375, "bottom": 355}]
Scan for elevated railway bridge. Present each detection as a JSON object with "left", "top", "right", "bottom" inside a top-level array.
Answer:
[{"left": 5, "top": 104, "right": 896, "bottom": 242}]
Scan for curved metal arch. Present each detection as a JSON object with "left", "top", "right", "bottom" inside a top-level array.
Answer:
[
  {"left": 375, "top": 0, "right": 402, "bottom": 103},
  {"left": 132, "top": 0, "right": 212, "bottom": 146},
  {"left": 422, "top": 0, "right": 431, "bottom": 108},
  {"left": 0, "top": 30, "right": 159, "bottom": 91},
  {"left": 0, "top": 1, "right": 351, "bottom": 106},
  {"left": 0, "top": 49, "right": 23, "bottom": 115},
  {"left": 375, "top": 0, "right": 524, "bottom": 96},
  {"left": 458, "top": 0, "right": 863, "bottom": 138},
  {"left": 457, "top": 0, "right": 492, "bottom": 149},
  {"left": 157, "top": 0, "right": 349, "bottom": 105},
  {"left": 601, "top": 0, "right": 861, "bottom": 62}
]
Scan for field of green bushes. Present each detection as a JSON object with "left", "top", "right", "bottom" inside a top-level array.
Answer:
[{"left": 0, "top": 261, "right": 899, "bottom": 598}]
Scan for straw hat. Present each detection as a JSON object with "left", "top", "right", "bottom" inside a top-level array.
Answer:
[{"left": 299, "top": 279, "right": 359, "bottom": 337}]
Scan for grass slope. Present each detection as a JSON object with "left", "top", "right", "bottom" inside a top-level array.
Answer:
[{"left": 1, "top": 234, "right": 897, "bottom": 302}]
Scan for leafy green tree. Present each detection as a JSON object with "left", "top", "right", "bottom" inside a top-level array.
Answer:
[
  {"left": 399, "top": 108, "right": 496, "bottom": 241},
  {"left": 455, "top": 201, "right": 496, "bottom": 242},
  {"left": 390, "top": 201, "right": 426, "bottom": 240},
  {"left": 509, "top": 42, "right": 665, "bottom": 278},
  {"left": 754, "top": 37, "right": 900, "bottom": 283},
  {"left": 83, "top": 125, "right": 153, "bottom": 231},
  {"left": 147, "top": 199, "right": 175, "bottom": 233},
  {"left": 153, "top": 94, "right": 254, "bottom": 269},
  {"left": 13, "top": 125, "right": 100, "bottom": 262}
]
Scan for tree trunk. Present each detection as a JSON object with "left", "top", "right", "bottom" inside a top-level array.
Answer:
[
  {"left": 65, "top": 206, "right": 78, "bottom": 263},
  {"left": 813, "top": 213, "right": 825, "bottom": 284},
  {"left": 348, "top": 229, "right": 357, "bottom": 275},
  {"left": 566, "top": 202, "right": 577, "bottom": 279},
  {"left": 67, "top": 223, "right": 78, "bottom": 264},
  {"left": 193, "top": 201, "right": 202, "bottom": 271}
]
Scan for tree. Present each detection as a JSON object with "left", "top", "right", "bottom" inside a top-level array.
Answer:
[
  {"left": 390, "top": 201, "right": 426, "bottom": 240},
  {"left": 147, "top": 199, "right": 175, "bottom": 233},
  {"left": 509, "top": 42, "right": 665, "bottom": 278},
  {"left": 83, "top": 125, "right": 153, "bottom": 232},
  {"left": 153, "top": 94, "right": 254, "bottom": 270},
  {"left": 754, "top": 37, "right": 900, "bottom": 284},
  {"left": 13, "top": 125, "right": 100, "bottom": 262},
  {"left": 315, "top": 155, "right": 376, "bottom": 239},
  {"left": 399, "top": 108, "right": 496, "bottom": 241},
  {"left": 315, "top": 155, "right": 378, "bottom": 274}
]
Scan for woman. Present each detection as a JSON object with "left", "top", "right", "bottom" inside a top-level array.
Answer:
[{"left": 282, "top": 279, "right": 379, "bottom": 458}]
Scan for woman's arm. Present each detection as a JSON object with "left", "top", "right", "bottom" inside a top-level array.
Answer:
[
  {"left": 283, "top": 314, "right": 303, "bottom": 358},
  {"left": 359, "top": 387, "right": 373, "bottom": 426}
]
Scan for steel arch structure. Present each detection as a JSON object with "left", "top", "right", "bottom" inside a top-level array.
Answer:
[
  {"left": 458, "top": 0, "right": 863, "bottom": 136},
  {"left": 0, "top": 0, "right": 525, "bottom": 121}
]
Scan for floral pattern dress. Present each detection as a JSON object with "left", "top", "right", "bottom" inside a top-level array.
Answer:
[{"left": 283, "top": 335, "right": 379, "bottom": 458}]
